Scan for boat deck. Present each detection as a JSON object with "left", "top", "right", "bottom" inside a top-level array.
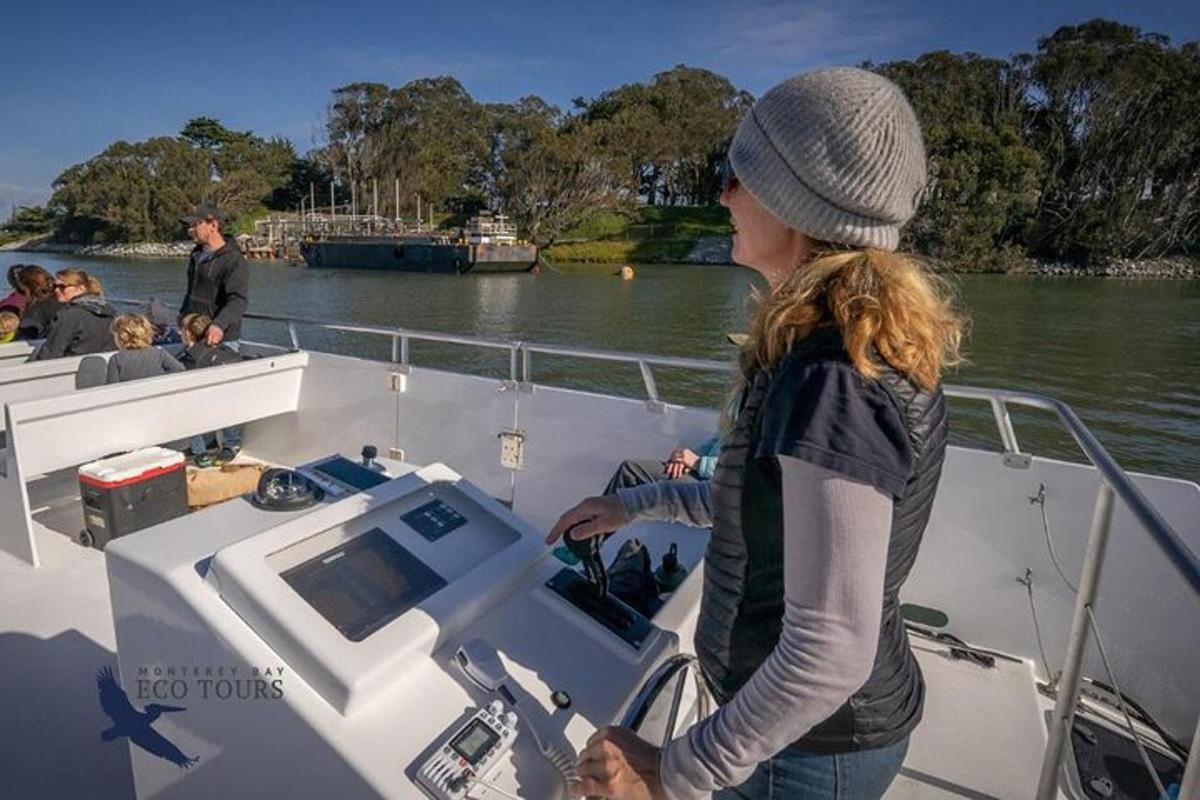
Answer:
[{"left": 890, "top": 636, "right": 1046, "bottom": 799}]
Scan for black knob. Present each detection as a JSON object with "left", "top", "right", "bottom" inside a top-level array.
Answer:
[
  {"left": 361, "top": 445, "right": 378, "bottom": 462},
  {"left": 662, "top": 542, "right": 679, "bottom": 573}
]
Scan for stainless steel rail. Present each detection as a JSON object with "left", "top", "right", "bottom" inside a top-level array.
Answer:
[
  {"left": 620, "top": 654, "right": 711, "bottom": 748},
  {"left": 114, "top": 299, "right": 1198, "bottom": 793}
]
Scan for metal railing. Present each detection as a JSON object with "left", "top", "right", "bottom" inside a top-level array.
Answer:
[
  {"left": 621, "top": 654, "right": 712, "bottom": 748},
  {"left": 115, "top": 300, "right": 1198, "bottom": 795}
]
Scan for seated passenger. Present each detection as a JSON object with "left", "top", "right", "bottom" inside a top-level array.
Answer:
[
  {"left": 105, "top": 314, "right": 185, "bottom": 383},
  {"left": 603, "top": 436, "right": 721, "bottom": 495},
  {"left": 30, "top": 268, "right": 116, "bottom": 360},
  {"left": 0, "top": 265, "right": 28, "bottom": 317},
  {"left": 179, "top": 313, "right": 242, "bottom": 467},
  {"left": 0, "top": 311, "right": 18, "bottom": 343},
  {"left": 13, "top": 265, "right": 61, "bottom": 340}
]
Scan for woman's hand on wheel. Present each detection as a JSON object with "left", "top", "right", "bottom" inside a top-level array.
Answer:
[
  {"left": 545, "top": 495, "right": 632, "bottom": 545},
  {"left": 574, "top": 726, "right": 666, "bottom": 800}
]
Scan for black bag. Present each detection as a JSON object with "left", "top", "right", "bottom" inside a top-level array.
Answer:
[{"left": 607, "top": 538, "right": 663, "bottom": 618}]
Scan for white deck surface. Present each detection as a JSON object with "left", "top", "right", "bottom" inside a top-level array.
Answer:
[
  {"left": 888, "top": 636, "right": 1047, "bottom": 799},
  {"left": 0, "top": 528, "right": 133, "bottom": 797}
]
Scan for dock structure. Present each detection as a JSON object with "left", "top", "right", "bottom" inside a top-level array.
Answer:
[
  {"left": 244, "top": 178, "right": 445, "bottom": 260},
  {"left": 248, "top": 211, "right": 440, "bottom": 260}
]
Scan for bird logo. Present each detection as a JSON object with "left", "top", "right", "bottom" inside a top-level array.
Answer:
[{"left": 96, "top": 666, "right": 199, "bottom": 769}]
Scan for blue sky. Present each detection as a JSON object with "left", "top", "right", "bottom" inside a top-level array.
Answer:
[{"left": 2, "top": 0, "right": 1198, "bottom": 212}]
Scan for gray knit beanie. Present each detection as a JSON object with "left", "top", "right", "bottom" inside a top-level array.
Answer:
[{"left": 729, "top": 67, "right": 927, "bottom": 251}]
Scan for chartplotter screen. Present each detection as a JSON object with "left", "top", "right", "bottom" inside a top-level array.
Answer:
[{"left": 281, "top": 527, "right": 446, "bottom": 641}]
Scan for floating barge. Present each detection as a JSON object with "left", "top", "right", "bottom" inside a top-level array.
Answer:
[{"left": 299, "top": 214, "right": 538, "bottom": 274}]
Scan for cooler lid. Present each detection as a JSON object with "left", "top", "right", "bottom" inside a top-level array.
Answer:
[{"left": 79, "top": 446, "right": 185, "bottom": 485}]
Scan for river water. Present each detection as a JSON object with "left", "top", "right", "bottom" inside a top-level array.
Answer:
[{"left": 2, "top": 252, "right": 1196, "bottom": 483}]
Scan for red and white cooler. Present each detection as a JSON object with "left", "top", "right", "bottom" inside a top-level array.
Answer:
[{"left": 78, "top": 447, "right": 188, "bottom": 549}]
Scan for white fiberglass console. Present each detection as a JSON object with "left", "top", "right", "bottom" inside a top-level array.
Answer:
[
  {"left": 209, "top": 464, "right": 533, "bottom": 715},
  {"left": 106, "top": 459, "right": 689, "bottom": 799}
]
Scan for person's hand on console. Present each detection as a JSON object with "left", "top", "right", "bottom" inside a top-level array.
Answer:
[
  {"left": 574, "top": 726, "right": 666, "bottom": 800},
  {"left": 545, "top": 495, "right": 632, "bottom": 545}
]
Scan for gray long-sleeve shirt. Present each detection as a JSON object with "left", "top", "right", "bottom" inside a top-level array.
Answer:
[
  {"left": 106, "top": 347, "right": 186, "bottom": 383},
  {"left": 617, "top": 456, "right": 894, "bottom": 799}
]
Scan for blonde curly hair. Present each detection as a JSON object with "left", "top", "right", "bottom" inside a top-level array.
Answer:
[
  {"left": 740, "top": 247, "right": 965, "bottom": 392},
  {"left": 111, "top": 314, "right": 156, "bottom": 350}
]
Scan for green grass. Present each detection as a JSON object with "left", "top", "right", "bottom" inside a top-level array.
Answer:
[
  {"left": 545, "top": 239, "right": 696, "bottom": 263},
  {"left": 228, "top": 206, "right": 272, "bottom": 237},
  {"left": 560, "top": 205, "right": 732, "bottom": 243}
]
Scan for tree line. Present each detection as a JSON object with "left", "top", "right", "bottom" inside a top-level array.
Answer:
[{"left": 29, "top": 19, "right": 1200, "bottom": 268}]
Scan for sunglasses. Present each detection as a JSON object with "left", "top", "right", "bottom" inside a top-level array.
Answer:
[
  {"left": 53, "top": 282, "right": 71, "bottom": 291},
  {"left": 721, "top": 156, "right": 738, "bottom": 193}
]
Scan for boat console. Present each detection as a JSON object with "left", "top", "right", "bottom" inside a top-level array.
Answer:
[{"left": 106, "top": 456, "right": 694, "bottom": 799}]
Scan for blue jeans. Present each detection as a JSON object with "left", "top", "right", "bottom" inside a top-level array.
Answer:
[
  {"left": 187, "top": 339, "right": 241, "bottom": 453},
  {"left": 189, "top": 426, "right": 241, "bottom": 455},
  {"left": 713, "top": 737, "right": 909, "bottom": 800}
]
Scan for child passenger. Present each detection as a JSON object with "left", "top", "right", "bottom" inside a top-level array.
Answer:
[
  {"left": 180, "top": 313, "right": 242, "bottom": 466},
  {"left": 0, "top": 311, "right": 19, "bottom": 343},
  {"left": 106, "top": 314, "right": 185, "bottom": 382}
]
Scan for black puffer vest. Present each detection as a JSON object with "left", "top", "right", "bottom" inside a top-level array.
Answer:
[{"left": 696, "top": 330, "right": 948, "bottom": 753}]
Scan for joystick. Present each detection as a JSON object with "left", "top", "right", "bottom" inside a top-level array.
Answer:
[
  {"left": 361, "top": 445, "right": 384, "bottom": 472},
  {"left": 563, "top": 522, "right": 611, "bottom": 599}
]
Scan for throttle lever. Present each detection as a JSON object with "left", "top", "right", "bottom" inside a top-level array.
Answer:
[{"left": 563, "top": 521, "right": 611, "bottom": 599}]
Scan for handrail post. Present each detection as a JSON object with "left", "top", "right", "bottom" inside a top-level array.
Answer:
[
  {"left": 1035, "top": 482, "right": 1116, "bottom": 800},
  {"left": 390, "top": 334, "right": 400, "bottom": 364},
  {"left": 638, "top": 360, "right": 663, "bottom": 410},
  {"left": 990, "top": 397, "right": 1021, "bottom": 453},
  {"left": 400, "top": 335, "right": 409, "bottom": 368},
  {"left": 1178, "top": 715, "right": 1200, "bottom": 799},
  {"left": 661, "top": 664, "right": 689, "bottom": 749},
  {"left": 521, "top": 348, "right": 532, "bottom": 384}
]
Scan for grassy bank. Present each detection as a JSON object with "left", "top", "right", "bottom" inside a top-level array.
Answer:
[{"left": 546, "top": 206, "right": 731, "bottom": 264}]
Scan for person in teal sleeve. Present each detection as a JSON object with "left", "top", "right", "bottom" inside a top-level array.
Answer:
[{"left": 603, "top": 435, "right": 721, "bottom": 494}]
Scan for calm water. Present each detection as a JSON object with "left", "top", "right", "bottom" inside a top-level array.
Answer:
[{"left": 3, "top": 252, "right": 1196, "bottom": 483}]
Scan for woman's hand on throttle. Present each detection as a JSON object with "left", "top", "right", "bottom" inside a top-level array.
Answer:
[{"left": 546, "top": 495, "right": 632, "bottom": 545}]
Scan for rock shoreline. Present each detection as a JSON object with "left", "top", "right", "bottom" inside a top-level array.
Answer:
[
  {"left": 1020, "top": 257, "right": 1197, "bottom": 279},
  {"left": 12, "top": 240, "right": 193, "bottom": 259},
  {"left": 680, "top": 238, "right": 1198, "bottom": 277}
]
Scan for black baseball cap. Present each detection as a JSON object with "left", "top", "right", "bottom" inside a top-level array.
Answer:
[{"left": 180, "top": 203, "right": 225, "bottom": 226}]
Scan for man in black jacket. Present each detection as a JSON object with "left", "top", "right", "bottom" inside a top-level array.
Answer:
[{"left": 179, "top": 203, "right": 249, "bottom": 346}]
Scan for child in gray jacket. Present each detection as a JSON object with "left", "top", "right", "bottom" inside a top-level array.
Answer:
[{"left": 106, "top": 314, "right": 185, "bottom": 383}]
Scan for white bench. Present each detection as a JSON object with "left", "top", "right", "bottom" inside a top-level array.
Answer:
[
  {"left": 0, "top": 351, "right": 308, "bottom": 566},
  {"left": 0, "top": 339, "right": 41, "bottom": 366}
]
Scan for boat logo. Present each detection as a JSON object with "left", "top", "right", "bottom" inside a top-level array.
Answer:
[{"left": 96, "top": 666, "right": 199, "bottom": 769}]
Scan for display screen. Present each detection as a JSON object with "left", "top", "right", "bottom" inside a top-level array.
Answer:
[
  {"left": 450, "top": 719, "right": 499, "bottom": 765},
  {"left": 402, "top": 499, "right": 468, "bottom": 542},
  {"left": 311, "top": 456, "right": 390, "bottom": 492},
  {"left": 281, "top": 528, "right": 446, "bottom": 641}
]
